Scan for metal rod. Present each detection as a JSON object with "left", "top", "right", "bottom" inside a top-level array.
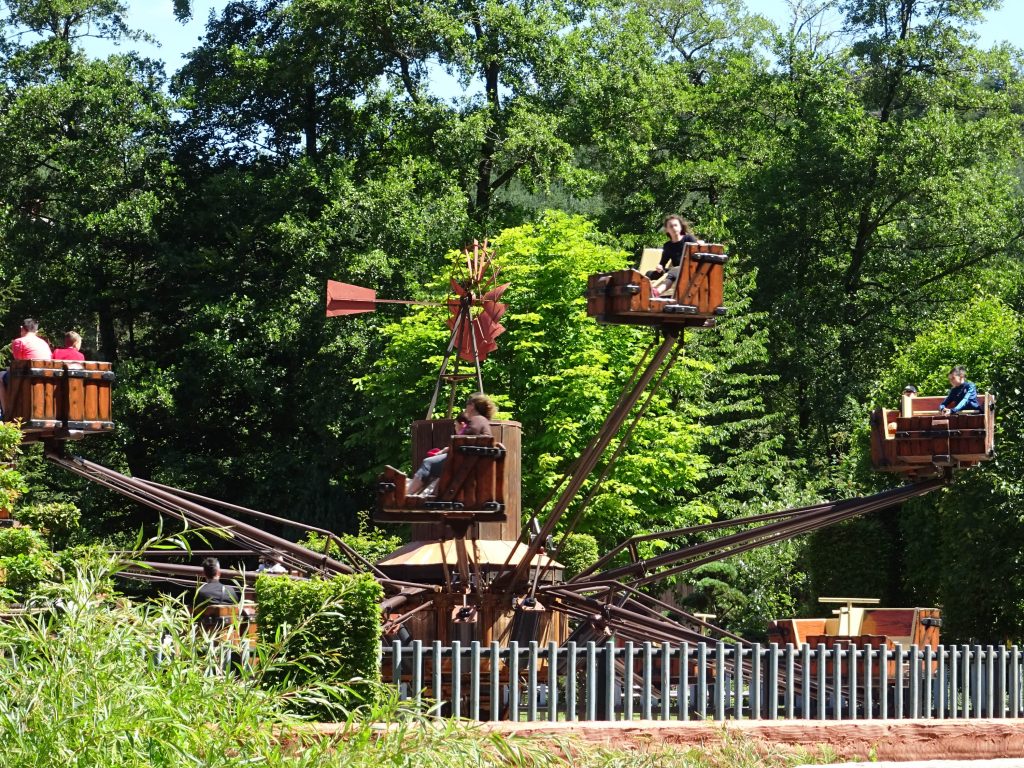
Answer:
[{"left": 499, "top": 330, "right": 680, "bottom": 590}]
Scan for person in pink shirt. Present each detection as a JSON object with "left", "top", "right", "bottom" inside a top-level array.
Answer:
[
  {"left": 52, "top": 331, "right": 85, "bottom": 362},
  {"left": 1, "top": 318, "right": 53, "bottom": 418}
]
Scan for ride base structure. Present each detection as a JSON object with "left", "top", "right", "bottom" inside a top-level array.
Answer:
[{"left": 4, "top": 236, "right": 1000, "bottom": 717}]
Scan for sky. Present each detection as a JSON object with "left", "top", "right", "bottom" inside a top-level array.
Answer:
[{"left": 87, "top": 1, "right": 1024, "bottom": 83}]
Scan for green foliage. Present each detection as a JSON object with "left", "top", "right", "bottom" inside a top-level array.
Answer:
[
  {"left": 255, "top": 572, "right": 384, "bottom": 714},
  {"left": 300, "top": 525, "right": 403, "bottom": 568},
  {"left": 0, "top": 526, "right": 54, "bottom": 602},
  {"left": 14, "top": 502, "right": 81, "bottom": 548},
  {"left": 557, "top": 533, "right": 599, "bottom": 579}
]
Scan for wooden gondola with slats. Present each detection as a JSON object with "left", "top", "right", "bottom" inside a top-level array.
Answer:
[
  {"left": 870, "top": 394, "right": 995, "bottom": 476},
  {"left": 5, "top": 359, "right": 114, "bottom": 442},
  {"left": 586, "top": 242, "right": 728, "bottom": 328}
]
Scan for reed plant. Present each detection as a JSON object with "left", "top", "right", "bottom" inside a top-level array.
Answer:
[{"left": 0, "top": 558, "right": 831, "bottom": 767}]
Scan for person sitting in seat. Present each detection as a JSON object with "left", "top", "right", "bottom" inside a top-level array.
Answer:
[
  {"left": 256, "top": 551, "right": 288, "bottom": 575},
  {"left": 0, "top": 318, "right": 53, "bottom": 418},
  {"left": 646, "top": 215, "right": 698, "bottom": 298},
  {"left": 53, "top": 331, "right": 85, "bottom": 362},
  {"left": 407, "top": 393, "right": 496, "bottom": 496},
  {"left": 938, "top": 366, "right": 981, "bottom": 414},
  {"left": 195, "top": 557, "right": 241, "bottom": 606}
]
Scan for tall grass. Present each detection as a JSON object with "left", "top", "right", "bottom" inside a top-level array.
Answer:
[{"left": 0, "top": 563, "right": 832, "bottom": 767}]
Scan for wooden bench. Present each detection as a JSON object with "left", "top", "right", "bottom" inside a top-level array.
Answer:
[{"left": 376, "top": 434, "right": 508, "bottom": 523}]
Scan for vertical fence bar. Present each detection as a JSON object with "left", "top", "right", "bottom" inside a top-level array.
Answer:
[
  {"left": 412, "top": 639, "right": 423, "bottom": 708},
  {"left": 864, "top": 645, "right": 874, "bottom": 720},
  {"left": 643, "top": 642, "right": 654, "bottom": 720},
  {"left": 768, "top": 643, "right": 779, "bottom": 720},
  {"left": 510, "top": 641, "right": 521, "bottom": 721},
  {"left": 1011, "top": 646, "right": 1020, "bottom": 718},
  {"left": 392, "top": 640, "right": 402, "bottom": 690},
  {"left": 985, "top": 645, "right": 995, "bottom": 719},
  {"left": 913, "top": 643, "right": 921, "bottom": 720},
  {"left": 470, "top": 641, "right": 481, "bottom": 720},
  {"left": 848, "top": 646, "right": 858, "bottom": 720},
  {"left": 936, "top": 645, "right": 946, "bottom": 720},
  {"left": 679, "top": 642, "right": 690, "bottom": 721},
  {"left": 661, "top": 642, "right": 671, "bottom": 721},
  {"left": 585, "top": 641, "right": 596, "bottom": 721},
  {"left": 623, "top": 641, "right": 634, "bottom": 721},
  {"left": 714, "top": 642, "right": 727, "bottom": 721},
  {"left": 698, "top": 642, "right": 708, "bottom": 719},
  {"left": 751, "top": 643, "right": 762, "bottom": 720},
  {"left": 452, "top": 641, "right": 462, "bottom": 719},
  {"left": 604, "top": 640, "right": 616, "bottom": 722},
  {"left": 831, "top": 645, "right": 842, "bottom": 721},
  {"left": 566, "top": 641, "right": 578, "bottom": 722},
  {"left": 951, "top": 645, "right": 960, "bottom": 719},
  {"left": 432, "top": 640, "right": 444, "bottom": 716},
  {"left": 547, "top": 642, "right": 559, "bottom": 723},
  {"left": 801, "top": 643, "right": 811, "bottom": 719},
  {"left": 879, "top": 645, "right": 889, "bottom": 720},
  {"left": 997, "top": 645, "right": 1007, "bottom": 719},
  {"left": 785, "top": 643, "right": 795, "bottom": 719},
  {"left": 972, "top": 644, "right": 982, "bottom": 719},
  {"left": 527, "top": 641, "right": 538, "bottom": 721},
  {"left": 924, "top": 646, "right": 934, "bottom": 719},
  {"left": 958, "top": 651, "right": 966, "bottom": 720},
  {"left": 734, "top": 645, "right": 744, "bottom": 720},
  {"left": 817, "top": 643, "right": 827, "bottom": 720},
  {"left": 894, "top": 644, "right": 904, "bottom": 719},
  {"left": 490, "top": 640, "right": 500, "bottom": 722}
]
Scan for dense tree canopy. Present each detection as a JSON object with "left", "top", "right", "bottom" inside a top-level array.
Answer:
[{"left": 1, "top": 0, "right": 1023, "bottom": 640}]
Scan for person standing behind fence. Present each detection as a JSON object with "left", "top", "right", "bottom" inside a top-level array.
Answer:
[
  {"left": 0, "top": 318, "right": 53, "bottom": 418},
  {"left": 52, "top": 331, "right": 85, "bottom": 362}
]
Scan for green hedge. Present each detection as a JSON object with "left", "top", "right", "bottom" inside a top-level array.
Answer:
[{"left": 255, "top": 572, "right": 383, "bottom": 712}]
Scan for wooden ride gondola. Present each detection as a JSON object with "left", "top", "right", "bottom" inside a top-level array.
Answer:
[
  {"left": 870, "top": 393, "right": 995, "bottom": 476},
  {"left": 585, "top": 242, "right": 728, "bottom": 327},
  {"left": 3, "top": 358, "right": 114, "bottom": 442}
]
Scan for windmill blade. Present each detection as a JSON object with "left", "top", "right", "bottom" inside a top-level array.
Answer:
[
  {"left": 483, "top": 283, "right": 510, "bottom": 303},
  {"left": 326, "top": 280, "right": 377, "bottom": 316},
  {"left": 327, "top": 280, "right": 443, "bottom": 317}
]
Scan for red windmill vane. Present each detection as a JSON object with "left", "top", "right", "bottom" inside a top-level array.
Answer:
[{"left": 326, "top": 239, "right": 508, "bottom": 418}]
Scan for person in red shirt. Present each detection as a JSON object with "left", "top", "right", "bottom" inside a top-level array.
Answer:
[
  {"left": 1, "top": 318, "right": 53, "bottom": 417},
  {"left": 52, "top": 331, "right": 85, "bottom": 362}
]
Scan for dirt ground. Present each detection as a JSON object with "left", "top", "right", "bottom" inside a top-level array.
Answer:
[{"left": 480, "top": 719, "right": 1024, "bottom": 762}]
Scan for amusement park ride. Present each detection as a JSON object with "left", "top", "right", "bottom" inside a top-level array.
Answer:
[{"left": 1, "top": 237, "right": 997, "bottom": 692}]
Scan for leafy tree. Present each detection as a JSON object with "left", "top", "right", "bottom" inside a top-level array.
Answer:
[{"left": 730, "top": 0, "right": 1024, "bottom": 467}]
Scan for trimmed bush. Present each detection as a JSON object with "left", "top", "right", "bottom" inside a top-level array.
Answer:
[{"left": 255, "top": 572, "right": 384, "bottom": 714}]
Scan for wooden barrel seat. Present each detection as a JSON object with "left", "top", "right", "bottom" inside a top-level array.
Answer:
[
  {"left": 870, "top": 394, "right": 995, "bottom": 475},
  {"left": 586, "top": 242, "right": 728, "bottom": 328},
  {"left": 5, "top": 359, "right": 114, "bottom": 441},
  {"left": 376, "top": 434, "right": 508, "bottom": 523}
]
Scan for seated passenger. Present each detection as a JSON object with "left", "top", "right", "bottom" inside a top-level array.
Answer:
[
  {"left": 52, "top": 331, "right": 85, "bottom": 362},
  {"left": 938, "top": 366, "right": 981, "bottom": 414},
  {"left": 0, "top": 318, "right": 53, "bottom": 418},
  {"left": 407, "top": 393, "right": 496, "bottom": 496},
  {"left": 195, "top": 557, "right": 241, "bottom": 607},
  {"left": 646, "top": 215, "right": 698, "bottom": 298}
]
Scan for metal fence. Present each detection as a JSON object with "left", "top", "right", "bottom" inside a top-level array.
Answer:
[{"left": 384, "top": 640, "right": 1024, "bottom": 722}]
